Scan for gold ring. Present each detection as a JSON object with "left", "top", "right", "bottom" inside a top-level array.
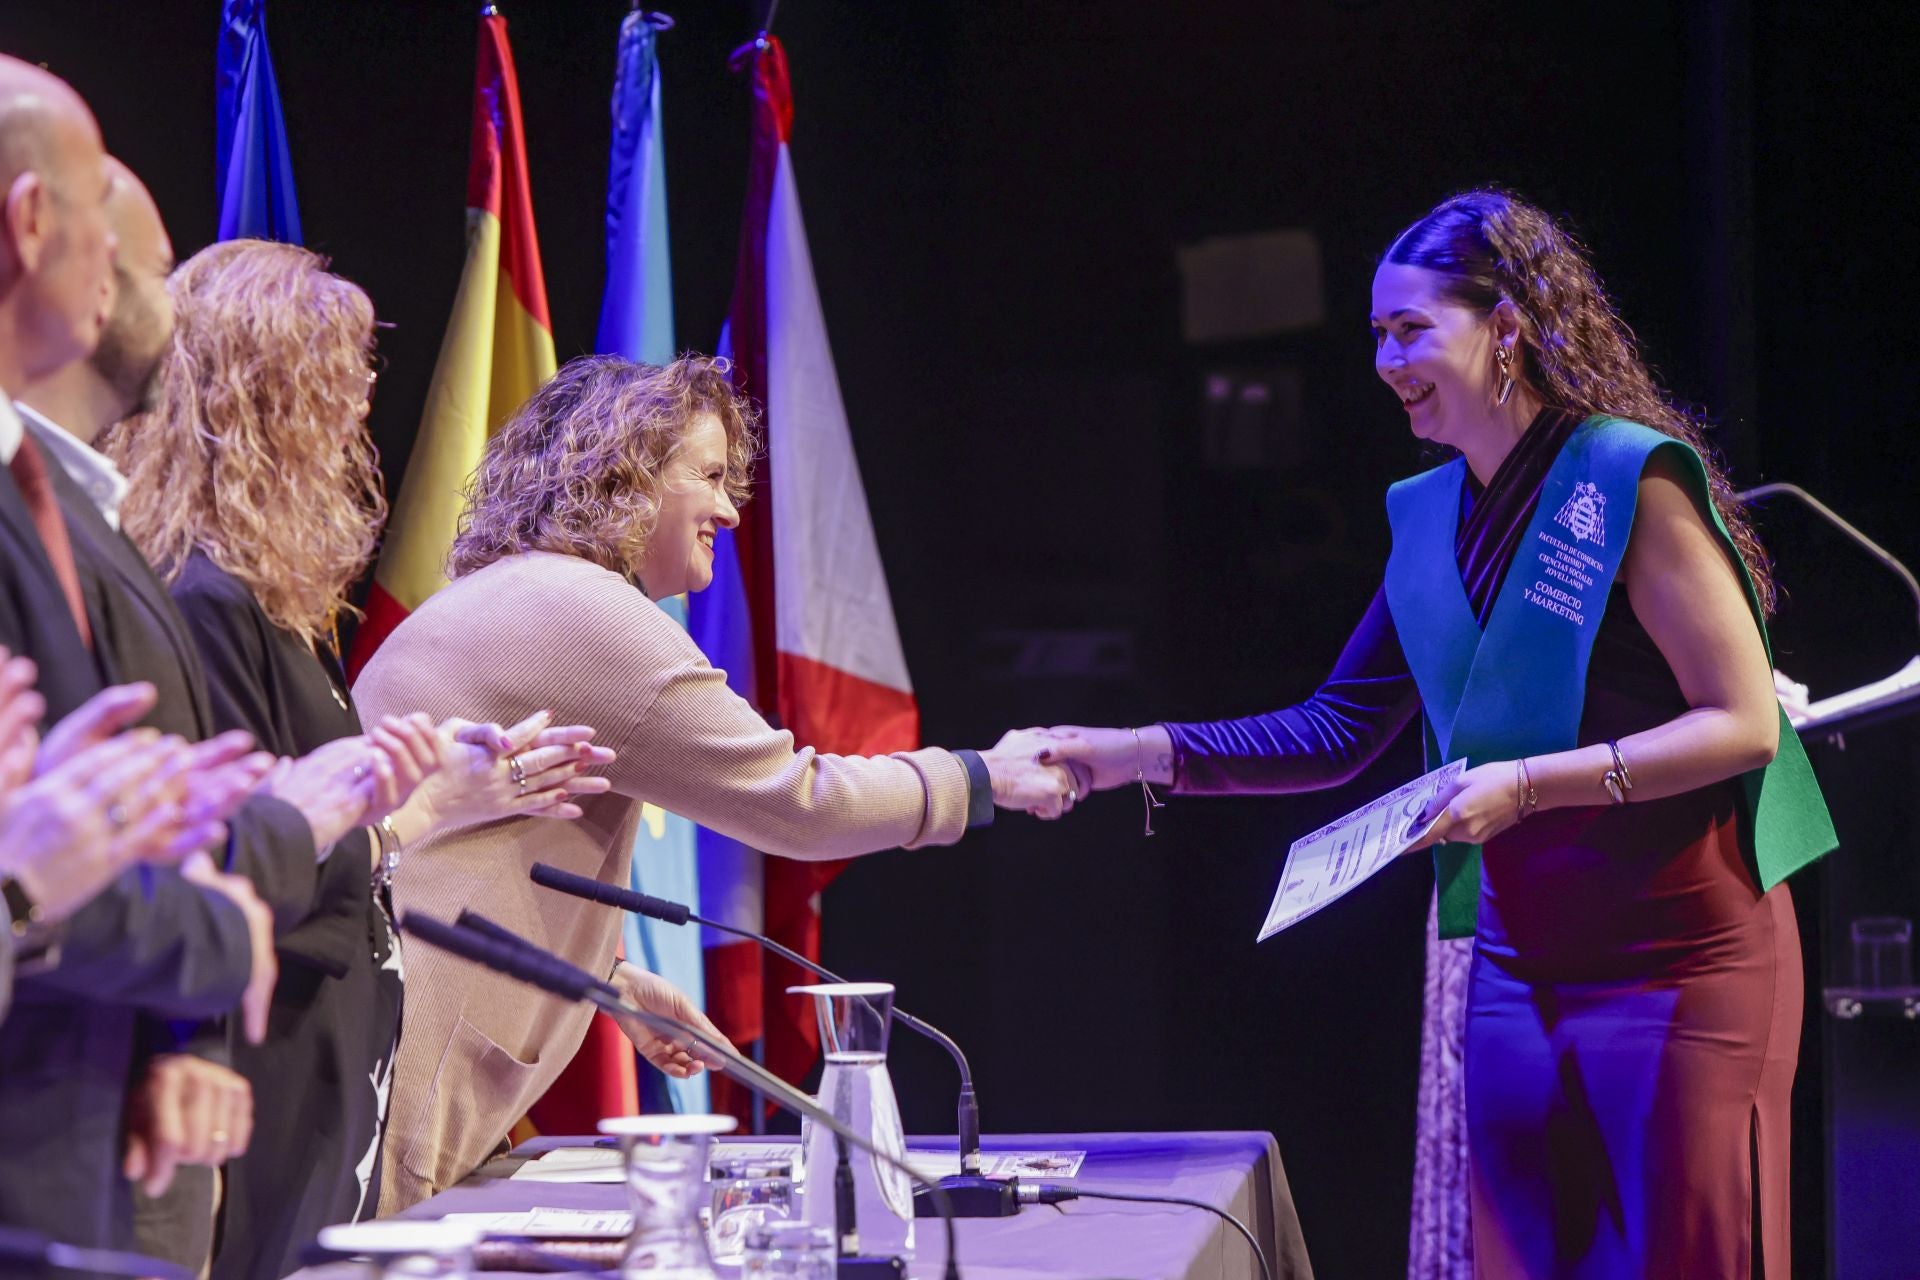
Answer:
[{"left": 210, "top": 1130, "right": 230, "bottom": 1144}]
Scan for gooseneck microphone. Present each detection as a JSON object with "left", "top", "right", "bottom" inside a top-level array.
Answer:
[
  {"left": 528, "top": 861, "right": 1013, "bottom": 1218},
  {"left": 397, "top": 911, "right": 962, "bottom": 1280}
]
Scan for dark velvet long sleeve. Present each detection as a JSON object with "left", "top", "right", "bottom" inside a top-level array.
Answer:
[{"left": 1163, "top": 584, "right": 1421, "bottom": 794}]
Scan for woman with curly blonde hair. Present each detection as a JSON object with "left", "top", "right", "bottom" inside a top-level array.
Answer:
[
  {"left": 1038, "top": 190, "right": 1836, "bottom": 1278},
  {"left": 105, "top": 239, "right": 613, "bottom": 1280},
  {"left": 353, "top": 352, "right": 1079, "bottom": 1212}
]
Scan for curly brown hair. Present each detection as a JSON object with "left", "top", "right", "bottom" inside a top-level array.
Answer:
[
  {"left": 103, "top": 239, "right": 385, "bottom": 644},
  {"left": 1385, "top": 189, "right": 1774, "bottom": 613},
  {"left": 448, "top": 353, "right": 760, "bottom": 582}
]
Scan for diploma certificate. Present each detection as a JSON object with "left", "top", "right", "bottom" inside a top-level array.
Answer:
[{"left": 1257, "top": 758, "right": 1467, "bottom": 941}]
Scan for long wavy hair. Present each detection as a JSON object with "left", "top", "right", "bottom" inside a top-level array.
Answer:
[
  {"left": 448, "top": 353, "right": 760, "bottom": 582},
  {"left": 103, "top": 239, "right": 385, "bottom": 644},
  {"left": 1385, "top": 189, "right": 1774, "bottom": 613}
]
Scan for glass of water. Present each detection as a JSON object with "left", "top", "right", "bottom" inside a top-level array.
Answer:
[
  {"left": 315, "top": 1221, "right": 480, "bottom": 1278},
  {"left": 742, "top": 1220, "right": 836, "bottom": 1280},
  {"left": 709, "top": 1155, "right": 795, "bottom": 1264}
]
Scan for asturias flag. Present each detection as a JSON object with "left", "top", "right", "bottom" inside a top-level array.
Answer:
[
  {"left": 596, "top": 8, "right": 711, "bottom": 1116},
  {"left": 215, "top": 0, "right": 301, "bottom": 243},
  {"left": 703, "top": 35, "right": 921, "bottom": 1102}
]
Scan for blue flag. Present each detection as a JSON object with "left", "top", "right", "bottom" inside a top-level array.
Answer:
[
  {"left": 596, "top": 11, "right": 709, "bottom": 1114},
  {"left": 216, "top": 0, "right": 302, "bottom": 243},
  {"left": 597, "top": 12, "right": 674, "bottom": 363}
]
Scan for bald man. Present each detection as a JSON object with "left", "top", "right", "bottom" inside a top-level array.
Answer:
[
  {"left": 0, "top": 58, "right": 264, "bottom": 1255},
  {"left": 0, "top": 55, "right": 115, "bottom": 395}
]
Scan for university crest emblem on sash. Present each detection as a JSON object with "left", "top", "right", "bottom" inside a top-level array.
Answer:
[{"left": 1554, "top": 481, "right": 1607, "bottom": 546}]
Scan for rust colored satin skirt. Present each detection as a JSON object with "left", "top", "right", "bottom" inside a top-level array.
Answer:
[{"left": 1465, "top": 784, "right": 1801, "bottom": 1279}]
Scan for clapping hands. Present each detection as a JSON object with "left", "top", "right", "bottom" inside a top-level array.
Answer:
[
  {"left": 0, "top": 651, "right": 272, "bottom": 924},
  {"left": 380, "top": 710, "right": 616, "bottom": 846}
]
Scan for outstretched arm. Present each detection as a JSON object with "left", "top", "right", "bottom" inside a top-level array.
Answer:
[{"left": 1037, "top": 585, "right": 1423, "bottom": 797}]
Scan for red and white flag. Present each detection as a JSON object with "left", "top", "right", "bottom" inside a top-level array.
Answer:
[{"left": 696, "top": 35, "right": 919, "bottom": 1107}]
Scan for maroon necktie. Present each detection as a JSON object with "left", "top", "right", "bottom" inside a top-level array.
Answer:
[{"left": 8, "top": 434, "right": 94, "bottom": 650}]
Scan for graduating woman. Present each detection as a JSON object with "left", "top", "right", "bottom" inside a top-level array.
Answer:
[{"left": 1040, "top": 190, "right": 1835, "bottom": 1279}]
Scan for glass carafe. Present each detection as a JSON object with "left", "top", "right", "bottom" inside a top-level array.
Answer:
[
  {"left": 789, "top": 981, "right": 913, "bottom": 1257},
  {"left": 599, "top": 1113, "right": 739, "bottom": 1279}
]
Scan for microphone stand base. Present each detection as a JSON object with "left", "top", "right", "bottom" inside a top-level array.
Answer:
[
  {"left": 837, "top": 1254, "right": 907, "bottom": 1280},
  {"left": 913, "top": 1174, "right": 1021, "bottom": 1218}
]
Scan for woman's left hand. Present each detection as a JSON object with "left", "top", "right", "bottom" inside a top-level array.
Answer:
[
  {"left": 397, "top": 711, "right": 617, "bottom": 842},
  {"left": 1404, "top": 761, "right": 1522, "bottom": 852},
  {"left": 610, "top": 961, "right": 735, "bottom": 1078}
]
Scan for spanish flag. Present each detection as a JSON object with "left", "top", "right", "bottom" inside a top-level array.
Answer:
[
  {"left": 352, "top": 8, "right": 639, "bottom": 1128},
  {"left": 351, "top": 6, "right": 555, "bottom": 670}
]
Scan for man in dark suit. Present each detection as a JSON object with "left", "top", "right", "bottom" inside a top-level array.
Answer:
[
  {"left": 11, "top": 151, "right": 427, "bottom": 1266},
  {"left": 0, "top": 54, "right": 284, "bottom": 1255}
]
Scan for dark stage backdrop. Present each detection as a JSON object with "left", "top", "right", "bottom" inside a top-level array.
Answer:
[{"left": 5, "top": 3, "right": 1915, "bottom": 1277}]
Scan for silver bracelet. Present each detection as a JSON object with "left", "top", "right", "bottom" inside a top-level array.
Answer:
[
  {"left": 372, "top": 817, "right": 402, "bottom": 893},
  {"left": 1131, "top": 727, "right": 1166, "bottom": 836}
]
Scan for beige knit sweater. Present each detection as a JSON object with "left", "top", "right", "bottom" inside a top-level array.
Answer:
[{"left": 353, "top": 552, "right": 972, "bottom": 1213}]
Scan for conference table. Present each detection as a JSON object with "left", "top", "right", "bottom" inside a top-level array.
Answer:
[{"left": 287, "top": 1131, "right": 1315, "bottom": 1280}]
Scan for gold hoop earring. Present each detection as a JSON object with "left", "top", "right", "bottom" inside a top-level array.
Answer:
[{"left": 1494, "top": 346, "right": 1516, "bottom": 406}]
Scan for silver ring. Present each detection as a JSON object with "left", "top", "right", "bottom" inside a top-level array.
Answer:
[
  {"left": 353, "top": 763, "right": 368, "bottom": 782},
  {"left": 508, "top": 755, "right": 528, "bottom": 795},
  {"left": 106, "top": 804, "right": 129, "bottom": 830}
]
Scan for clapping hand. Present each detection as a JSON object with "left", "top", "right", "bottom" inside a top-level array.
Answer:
[
  {"left": 434, "top": 710, "right": 616, "bottom": 828},
  {"left": 1, "top": 656, "right": 244, "bottom": 923},
  {"left": 178, "top": 850, "right": 277, "bottom": 1045},
  {"left": 0, "top": 651, "right": 45, "bottom": 792},
  {"left": 262, "top": 713, "right": 440, "bottom": 854}
]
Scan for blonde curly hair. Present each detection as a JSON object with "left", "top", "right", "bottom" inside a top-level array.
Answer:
[
  {"left": 448, "top": 353, "right": 759, "bottom": 582},
  {"left": 102, "top": 239, "right": 384, "bottom": 644}
]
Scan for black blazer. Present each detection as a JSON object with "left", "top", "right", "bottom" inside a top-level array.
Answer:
[
  {"left": 29, "top": 424, "right": 324, "bottom": 931},
  {"left": 173, "top": 553, "right": 403, "bottom": 1280},
  {"left": 0, "top": 446, "right": 255, "bottom": 1251}
]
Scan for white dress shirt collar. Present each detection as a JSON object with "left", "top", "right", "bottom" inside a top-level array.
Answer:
[
  {"left": 11, "top": 402, "right": 130, "bottom": 530},
  {"left": 0, "top": 397, "right": 22, "bottom": 466}
]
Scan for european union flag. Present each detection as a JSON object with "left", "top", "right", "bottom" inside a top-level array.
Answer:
[{"left": 216, "top": 0, "right": 302, "bottom": 244}]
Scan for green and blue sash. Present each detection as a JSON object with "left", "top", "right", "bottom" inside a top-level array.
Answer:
[{"left": 1384, "top": 415, "right": 1836, "bottom": 939}]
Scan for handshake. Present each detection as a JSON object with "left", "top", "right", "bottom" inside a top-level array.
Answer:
[{"left": 976, "top": 724, "right": 1169, "bottom": 820}]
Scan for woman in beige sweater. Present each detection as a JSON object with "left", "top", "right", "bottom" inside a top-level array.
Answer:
[{"left": 355, "top": 354, "right": 1074, "bottom": 1211}]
